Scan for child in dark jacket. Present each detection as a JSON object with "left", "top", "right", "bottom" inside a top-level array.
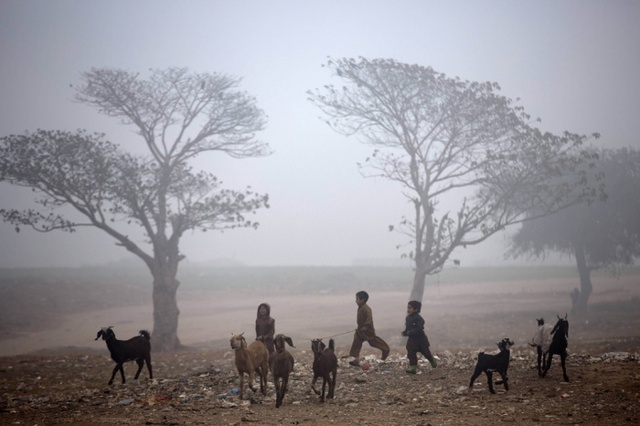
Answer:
[
  {"left": 401, "top": 300, "right": 437, "bottom": 374},
  {"left": 255, "top": 302, "right": 275, "bottom": 354}
]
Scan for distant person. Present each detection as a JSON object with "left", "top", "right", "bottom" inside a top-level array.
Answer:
[
  {"left": 348, "top": 290, "right": 390, "bottom": 366},
  {"left": 571, "top": 288, "right": 580, "bottom": 313},
  {"left": 255, "top": 302, "right": 275, "bottom": 354},
  {"left": 401, "top": 300, "right": 437, "bottom": 374}
]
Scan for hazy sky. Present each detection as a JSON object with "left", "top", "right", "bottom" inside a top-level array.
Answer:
[{"left": 1, "top": 0, "right": 639, "bottom": 268}]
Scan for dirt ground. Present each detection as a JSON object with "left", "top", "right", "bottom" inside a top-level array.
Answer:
[{"left": 1, "top": 272, "right": 639, "bottom": 425}]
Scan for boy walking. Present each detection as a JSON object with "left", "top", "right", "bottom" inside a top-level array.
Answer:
[
  {"left": 348, "top": 290, "right": 390, "bottom": 366},
  {"left": 402, "top": 300, "right": 437, "bottom": 374}
]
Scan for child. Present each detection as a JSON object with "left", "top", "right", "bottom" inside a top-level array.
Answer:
[
  {"left": 401, "top": 300, "right": 437, "bottom": 374},
  {"left": 348, "top": 290, "right": 390, "bottom": 366},
  {"left": 255, "top": 302, "right": 275, "bottom": 354}
]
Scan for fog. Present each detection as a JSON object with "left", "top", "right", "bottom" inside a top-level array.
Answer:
[{"left": 1, "top": 1, "right": 639, "bottom": 268}]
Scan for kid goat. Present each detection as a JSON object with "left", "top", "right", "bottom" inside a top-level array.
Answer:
[
  {"left": 269, "top": 334, "right": 295, "bottom": 408},
  {"left": 541, "top": 315, "right": 570, "bottom": 382},
  {"left": 310, "top": 338, "right": 337, "bottom": 402},
  {"left": 95, "top": 326, "right": 153, "bottom": 385},
  {"left": 468, "top": 337, "right": 514, "bottom": 394},
  {"left": 229, "top": 332, "right": 270, "bottom": 399}
]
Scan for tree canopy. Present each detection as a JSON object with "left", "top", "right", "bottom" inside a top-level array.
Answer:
[
  {"left": 309, "top": 57, "right": 601, "bottom": 301},
  {"left": 74, "top": 67, "right": 270, "bottom": 161},
  {"left": 0, "top": 129, "right": 268, "bottom": 252}
]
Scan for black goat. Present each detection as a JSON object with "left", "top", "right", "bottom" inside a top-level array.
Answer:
[
  {"left": 311, "top": 338, "right": 337, "bottom": 402},
  {"left": 468, "top": 337, "right": 514, "bottom": 394},
  {"left": 541, "top": 315, "right": 570, "bottom": 382},
  {"left": 95, "top": 327, "right": 153, "bottom": 385},
  {"left": 529, "top": 318, "right": 553, "bottom": 377},
  {"left": 269, "top": 334, "right": 295, "bottom": 408}
]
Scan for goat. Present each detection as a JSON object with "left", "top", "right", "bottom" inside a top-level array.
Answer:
[
  {"left": 529, "top": 318, "right": 554, "bottom": 377},
  {"left": 229, "top": 332, "right": 270, "bottom": 399},
  {"left": 541, "top": 315, "right": 570, "bottom": 382},
  {"left": 310, "top": 338, "right": 337, "bottom": 402},
  {"left": 269, "top": 334, "right": 295, "bottom": 408},
  {"left": 95, "top": 327, "right": 152, "bottom": 385},
  {"left": 468, "top": 337, "right": 514, "bottom": 394}
]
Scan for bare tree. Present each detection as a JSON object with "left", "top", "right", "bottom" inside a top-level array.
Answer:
[
  {"left": 0, "top": 68, "right": 271, "bottom": 351},
  {"left": 309, "top": 57, "right": 600, "bottom": 302}
]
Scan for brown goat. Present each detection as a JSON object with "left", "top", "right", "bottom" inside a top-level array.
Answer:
[
  {"left": 311, "top": 338, "right": 337, "bottom": 402},
  {"left": 269, "top": 334, "right": 295, "bottom": 408},
  {"left": 230, "top": 332, "right": 270, "bottom": 399}
]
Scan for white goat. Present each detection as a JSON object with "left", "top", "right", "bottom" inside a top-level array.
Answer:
[{"left": 529, "top": 318, "right": 553, "bottom": 377}]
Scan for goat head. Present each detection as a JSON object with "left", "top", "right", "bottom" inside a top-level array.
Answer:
[
  {"left": 230, "top": 332, "right": 246, "bottom": 350},
  {"left": 497, "top": 338, "right": 514, "bottom": 351},
  {"left": 311, "top": 338, "right": 326, "bottom": 356},
  {"left": 95, "top": 326, "right": 114, "bottom": 341},
  {"left": 274, "top": 334, "right": 295, "bottom": 351}
]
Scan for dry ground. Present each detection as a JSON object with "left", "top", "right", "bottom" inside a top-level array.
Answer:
[{"left": 1, "top": 270, "right": 639, "bottom": 425}]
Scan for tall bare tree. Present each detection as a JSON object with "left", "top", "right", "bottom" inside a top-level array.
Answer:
[
  {"left": 309, "top": 57, "right": 600, "bottom": 302},
  {"left": 0, "top": 68, "right": 270, "bottom": 351}
]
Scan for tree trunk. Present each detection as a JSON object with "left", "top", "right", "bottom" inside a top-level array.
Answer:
[
  {"left": 409, "top": 269, "right": 427, "bottom": 303},
  {"left": 151, "top": 270, "right": 182, "bottom": 352},
  {"left": 573, "top": 242, "right": 592, "bottom": 314}
]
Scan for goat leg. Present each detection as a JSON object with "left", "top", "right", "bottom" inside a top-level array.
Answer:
[
  {"left": 560, "top": 352, "right": 569, "bottom": 382},
  {"left": 282, "top": 376, "right": 288, "bottom": 402},
  {"left": 247, "top": 370, "right": 257, "bottom": 393},
  {"left": 536, "top": 347, "right": 544, "bottom": 377},
  {"left": 486, "top": 371, "right": 495, "bottom": 394},
  {"left": 257, "top": 367, "right": 267, "bottom": 395},
  {"left": 263, "top": 370, "right": 268, "bottom": 395},
  {"left": 274, "top": 378, "right": 283, "bottom": 408},
  {"left": 134, "top": 359, "right": 144, "bottom": 380},
  {"left": 321, "top": 377, "right": 327, "bottom": 402},
  {"left": 108, "top": 364, "right": 119, "bottom": 385},
  {"left": 108, "top": 363, "right": 125, "bottom": 385},
  {"left": 311, "top": 375, "right": 321, "bottom": 395},
  {"left": 542, "top": 353, "right": 553, "bottom": 377},
  {"left": 238, "top": 373, "right": 244, "bottom": 399},
  {"left": 328, "top": 371, "right": 336, "bottom": 399},
  {"left": 500, "top": 372, "right": 509, "bottom": 391},
  {"left": 278, "top": 376, "right": 289, "bottom": 407},
  {"left": 145, "top": 358, "right": 153, "bottom": 380},
  {"left": 263, "top": 371, "right": 268, "bottom": 395},
  {"left": 119, "top": 364, "right": 126, "bottom": 384},
  {"left": 468, "top": 367, "right": 482, "bottom": 394}
]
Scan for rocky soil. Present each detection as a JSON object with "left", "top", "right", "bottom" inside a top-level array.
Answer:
[{"left": 1, "top": 346, "right": 639, "bottom": 425}]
